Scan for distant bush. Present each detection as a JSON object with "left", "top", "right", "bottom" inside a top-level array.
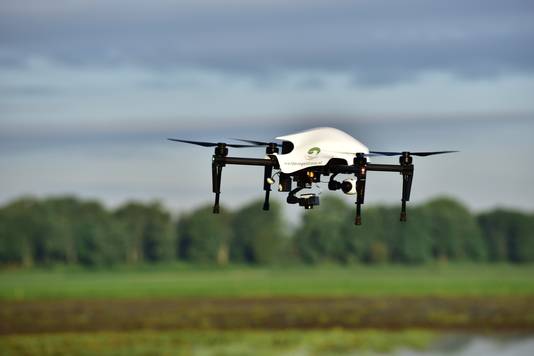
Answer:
[{"left": 0, "top": 195, "right": 532, "bottom": 267}]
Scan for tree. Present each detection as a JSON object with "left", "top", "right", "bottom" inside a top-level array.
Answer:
[
  {"left": 40, "top": 197, "right": 84, "bottom": 264},
  {"left": 294, "top": 196, "right": 351, "bottom": 264},
  {"left": 2, "top": 193, "right": 533, "bottom": 268},
  {"left": 422, "top": 197, "right": 486, "bottom": 262},
  {"left": 478, "top": 209, "right": 534, "bottom": 263},
  {"left": 392, "top": 206, "right": 434, "bottom": 264},
  {"left": 0, "top": 205, "right": 25, "bottom": 266},
  {"left": 343, "top": 205, "right": 395, "bottom": 264},
  {"left": 0, "top": 197, "right": 45, "bottom": 267},
  {"left": 177, "top": 205, "right": 233, "bottom": 265},
  {"left": 114, "top": 202, "right": 174, "bottom": 264},
  {"left": 231, "top": 199, "right": 287, "bottom": 264},
  {"left": 73, "top": 200, "right": 127, "bottom": 266}
]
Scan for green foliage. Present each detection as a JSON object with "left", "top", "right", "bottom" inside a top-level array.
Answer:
[
  {"left": 177, "top": 205, "right": 233, "bottom": 265},
  {"left": 231, "top": 199, "right": 286, "bottom": 264},
  {"left": 423, "top": 197, "right": 487, "bottom": 262},
  {"left": 69, "top": 200, "right": 126, "bottom": 266},
  {"left": 392, "top": 206, "right": 434, "bottom": 264},
  {"left": 0, "top": 197, "right": 42, "bottom": 266},
  {"left": 0, "top": 194, "right": 533, "bottom": 267},
  {"left": 2, "top": 264, "right": 534, "bottom": 300},
  {"left": 343, "top": 205, "right": 398, "bottom": 264},
  {"left": 294, "top": 196, "right": 350, "bottom": 264},
  {"left": 478, "top": 209, "right": 534, "bottom": 263},
  {"left": 115, "top": 202, "right": 174, "bottom": 263},
  {"left": 0, "top": 329, "right": 436, "bottom": 356},
  {"left": 0, "top": 197, "right": 167, "bottom": 267}
]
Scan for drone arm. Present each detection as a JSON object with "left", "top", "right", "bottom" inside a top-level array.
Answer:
[
  {"left": 217, "top": 157, "right": 274, "bottom": 166},
  {"left": 399, "top": 171, "right": 414, "bottom": 221},
  {"left": 262, "top": 170, "right": 272, "bottom": 210},
  {"left": 262, "top": 143, "right": 279, "bottom": 211},
  {"left": 330, "top": 163, "right": 404, "bottom": 174},
  {"left": 366, "top": 164, "right": 404, "bottom": 172},
  {"left": 399, "top": 154, "right": 414, "bottom": 222},
  {"left": 368, "top": 156, "right": 414, "bottom": 222},
  {"left": 330, "top": 156, "right": 414, "bottom": 224},
  {"left": 212, "top": 161, "right": 223, "bottom": 213},
  {"left": 366, "top": 160, "right": 414, "bottom": 222},
  {"left": 211, "top": 149, "right": 276, "bottom": 214},
  {"left": 353, "top": 154, "right": 367, "bottom": 225}
]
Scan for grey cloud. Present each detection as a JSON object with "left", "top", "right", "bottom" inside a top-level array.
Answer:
[
  {"left": 1, "top": 0, "right": 533, "bottom": 84},
  {"left": 0, "top": 83, "right": 60, "bottom": 95}
]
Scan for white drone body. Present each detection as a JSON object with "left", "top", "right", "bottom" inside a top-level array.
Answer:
[
  {"left": 274, "top": 127, "right": 369, "bottom": 174},
  {"left": 169, "top": 127, "right": 455, "bottom": 224}
]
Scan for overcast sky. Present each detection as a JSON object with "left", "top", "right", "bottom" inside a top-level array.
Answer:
[{"left": 1, "top": 0, "right": 533, "bottom": 215}]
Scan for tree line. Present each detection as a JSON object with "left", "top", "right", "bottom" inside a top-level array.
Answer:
[{"left": 0, "top": 195, "right": 533, "bottom": 267}]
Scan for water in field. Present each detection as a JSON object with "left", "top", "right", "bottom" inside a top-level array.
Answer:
[
  {"left": 397, "top": 335, "right": 534, "bottom": 356},
  {"left": 2, "top": 331, "right": 533, "bottom": 356}
]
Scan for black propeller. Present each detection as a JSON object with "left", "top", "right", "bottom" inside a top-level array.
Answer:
[
  {"left": 167, "top": 138, "right": 256, "bottom": 148},
  {"left": 233, "top": 138, "right": 280, "bottom": 147},
  {"left": 370, "top": 150, "right": 458, "bottom": 157}
]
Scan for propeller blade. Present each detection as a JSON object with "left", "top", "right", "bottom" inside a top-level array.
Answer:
[
  {"left": 368, "top": 151, "right": 402, "bottom": 156},
  {"left": 370, "top": 150, "right": 458, "bottom": 157},
  {"left": 168, "top": 138, "right": 217, "bottom": 147},
  {"left": 167, "top": 139, "right": 256, "bottom": 148},
  {"left": 322, "top": 149, "right": 377, "bottom": 157},
  {"left": 226, "top": 143, "right": 258, "bottom": 148},
  {"left": 233, "top": 138, "right": 280, "bottom": 147},
  {"left": 410, "top": 151, "right": 459, "bottom": 157}
]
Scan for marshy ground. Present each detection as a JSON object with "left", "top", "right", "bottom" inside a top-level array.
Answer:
[{"left": 1, "top": 265, "right": 533, "bottom": 355}]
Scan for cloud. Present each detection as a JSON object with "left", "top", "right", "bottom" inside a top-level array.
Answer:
[{"left": 1, "top": 0, "right": 533, "bottom": 84}]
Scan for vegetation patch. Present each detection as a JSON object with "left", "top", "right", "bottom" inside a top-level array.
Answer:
[
  {"left": 1, "top": 196, "right": 533, "bottom": 268},
  {"left": 0, "top": 329, "right": 436, "bottom": 356},
  {"left": 1, "top": 265, "right": 534, "bottom": 300},
  {"left": 1, "top": 296, "right": 533, "bottom": 335}
]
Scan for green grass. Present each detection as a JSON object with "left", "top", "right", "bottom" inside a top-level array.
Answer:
[
  {"left": 2, "top": 265, "right": 530, "bottom": 356},
  {"left": 0, "top": 329, "right": 436, "bottom": 356},
  {"left": 1, "top": 264, "right": 533, "bottom": 300}
]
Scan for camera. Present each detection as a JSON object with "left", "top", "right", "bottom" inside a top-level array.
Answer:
[
  {"left": 341, "top": 179, "right": 357, "bottom": 195},
  {"left": 298, "top": 194, "right": 320, "bottom": 209}
]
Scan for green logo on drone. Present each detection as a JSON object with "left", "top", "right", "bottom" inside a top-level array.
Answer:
[{"left": 307, "top": 147, "right": 321, "bottom": 155}]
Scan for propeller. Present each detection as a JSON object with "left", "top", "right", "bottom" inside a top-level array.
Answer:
[
  {"left": 167, "top": 138, "right": 256, "bottom": 148},
  {"left": 370, "top": 150, "right": 458, "bottom": 157},
  {"left": 323, "top": 150, "right": 380, "bottom": 157},
  {"left": 232, "top": 138, "right": 280, "bottom": 147},
  {"left": 324, "top": 149, "right": 458, "bottom": 158}
]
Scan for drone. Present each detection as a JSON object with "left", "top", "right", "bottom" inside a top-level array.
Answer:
[{"left": 169, "top": 127, "right": 456, "bottom": 225}]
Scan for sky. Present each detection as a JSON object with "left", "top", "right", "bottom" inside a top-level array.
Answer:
[{"left": 1, "top": 0, "right": 533, "bottom": 217}]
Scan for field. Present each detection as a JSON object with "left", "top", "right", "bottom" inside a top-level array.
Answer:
[
  {"left": 2, "top": 263, "right": 534, "bottom": 300},
  {"left": 0, "top": 329, "right": 437, "bottom": 356},
  {"left": 1, "top": 264, "right": 534, "bottom": 355}
]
